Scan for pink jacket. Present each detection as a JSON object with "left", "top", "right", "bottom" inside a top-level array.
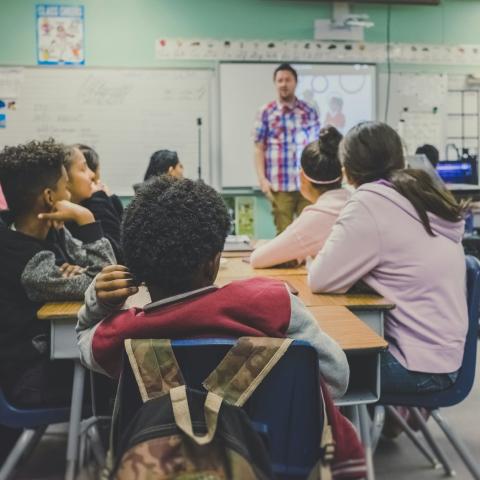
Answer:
[
  {"left": 308, "top": 182, "right": 468, "bottom": 374},
  {"left": 250, "top": 189, "right": 350, "bottom": 268}
]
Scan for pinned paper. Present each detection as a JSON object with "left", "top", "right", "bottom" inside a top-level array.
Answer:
[{"left": 36, "top": 4, "right": 85, "bottom": 65}]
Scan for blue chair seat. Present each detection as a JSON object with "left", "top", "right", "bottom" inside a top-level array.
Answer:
[{"left": 0, "top": 387, "right": 70, "bottom": 480}]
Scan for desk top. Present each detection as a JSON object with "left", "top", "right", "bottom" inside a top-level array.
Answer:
[
  {"left": 38, "top": 301, "right": 83, "bottom": 320},
  {"left": 216, "top": 275, "right": 394, "bottom": 310},
  {"left": 217, "top": 257, "right": 307, "bottom": 278}
]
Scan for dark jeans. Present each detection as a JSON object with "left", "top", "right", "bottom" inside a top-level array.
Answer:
[{"left": 381, "top": 351, "right": 458, "bottom": 395}]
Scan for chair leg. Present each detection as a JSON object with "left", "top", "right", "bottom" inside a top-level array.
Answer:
[
  {"left": 409, "top": 407, "right": 455, "bottom": 477},
  {"left": 431, "top": 409, "right": 480, "bottom": 480},
  {"left": 87, "top": 423, "right": 106, "bottom": 466},
  {"left": 0, "top": 429, "right": 40, "bottom": 480},
  {"left": 370, "top": 406, "right": 385, "bottom": 453},
  {"left": 385, "top": 406, "right": 439, "bottom": 469},
  {"left": 358, "top": 404, "right": 375, "bottom": 480}
]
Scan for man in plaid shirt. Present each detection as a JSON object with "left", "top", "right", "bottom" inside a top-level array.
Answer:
[{"left": 254, "top": 64, "right": 320, "bottom": 234}]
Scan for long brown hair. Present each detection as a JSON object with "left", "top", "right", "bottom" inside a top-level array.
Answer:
[{"left": 340, "top": 122, "right": 467, "bottom": 235}]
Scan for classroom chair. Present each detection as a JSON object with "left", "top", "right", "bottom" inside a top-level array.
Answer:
[
  {"left": 0, "top": 387, "right": 70, "bottom": 480},
  {"left": 377, "top": 255, "right": 480, "bottom": 480},
  {"left": 117, "top": 338, "right": 323, "bottom": 480}
]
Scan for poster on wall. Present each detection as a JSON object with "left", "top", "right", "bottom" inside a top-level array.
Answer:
[{"left": 36, "top": 4, "right": 85, "bottom": 65}]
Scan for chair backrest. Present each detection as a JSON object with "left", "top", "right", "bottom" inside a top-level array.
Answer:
[
  {"left": 381, "top": 255, "right": 480, "bottom": 408},
  {"left": 117, "top": 338, "right": 322, "bottom": 479},
  {"left": 0, "top": 386, "right": 70, "bottom": 429}
]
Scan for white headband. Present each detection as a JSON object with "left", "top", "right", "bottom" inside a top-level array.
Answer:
[{"left": 302, "top": 170, "right": 342, "bottom": 185}]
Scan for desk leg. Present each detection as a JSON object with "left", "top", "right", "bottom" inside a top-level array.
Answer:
[
  {"left": 65, "top": 360, "right": 85, "bottom": 480},
  {"left": 359, "top": 404, "right": 375, "bottom": 480}
]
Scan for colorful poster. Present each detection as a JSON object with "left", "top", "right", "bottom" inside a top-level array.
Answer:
[{"left": 36, "top": 4, "right": 85, "bottom": 65}]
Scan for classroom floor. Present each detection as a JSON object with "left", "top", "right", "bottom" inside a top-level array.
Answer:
[{"left": 11, "top": 346, "right": 480, "bottom": 480}]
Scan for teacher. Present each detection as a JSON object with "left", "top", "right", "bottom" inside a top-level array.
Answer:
[{"left": 254, "top": 63, "right": 320, "bottom": 234}]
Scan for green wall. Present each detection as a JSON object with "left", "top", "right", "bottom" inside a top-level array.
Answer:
[
  {"left": 2, "top": 0, "right": 480, "bottom": 238},
  {"left": 2, "top": 0, "right": 480, "bottom": 67}
]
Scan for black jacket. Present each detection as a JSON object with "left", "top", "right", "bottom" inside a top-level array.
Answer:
[{"left": 0, "top": 212, "right": 115, "bottom": 387}]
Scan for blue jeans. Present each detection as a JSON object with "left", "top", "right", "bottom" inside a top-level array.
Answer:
[{"left": 381, "top": 351, "right": 458, "bottom": 395}]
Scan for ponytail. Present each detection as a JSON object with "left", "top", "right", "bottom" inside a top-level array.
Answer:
[{"left": 389, "top": 169, "right": 467, "bottom": 236}]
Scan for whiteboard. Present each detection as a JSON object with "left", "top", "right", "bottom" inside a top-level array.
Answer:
[
  {"left": 219, "top": 62, "right": 376, "bottom": 188},
  {"left": 377, "top": 72, "right": 448, "bottom": 156},
  {"left": 0, "top": 68, "right": 212, "bottom": 195}
]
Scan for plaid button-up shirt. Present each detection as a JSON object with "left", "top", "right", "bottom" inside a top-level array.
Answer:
[{"left": 254, "top": 98, "right": 320, "bottom": 192}]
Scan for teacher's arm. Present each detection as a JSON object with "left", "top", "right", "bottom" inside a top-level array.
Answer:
[{"left": 254, "top": 142, "right": 273, "bottom": 199}]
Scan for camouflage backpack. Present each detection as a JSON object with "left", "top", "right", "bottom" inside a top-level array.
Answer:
[{"left": 105, "top": 337, "right": 335, "bottom": 480}]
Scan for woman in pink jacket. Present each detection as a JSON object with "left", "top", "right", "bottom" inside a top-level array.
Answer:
[
  {"left": 309, "top": 122, "right": 468, "bottom": 394},
  {"left": 251, "top": 126, "right": 350, "bottom": 268}
]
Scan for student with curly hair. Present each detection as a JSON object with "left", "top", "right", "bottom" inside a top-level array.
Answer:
[
  {"left": 77, "top": 176, "right": 349, "bottom": 399},
  {"left": 0, "top": 139, "right": 115, "bottom": 409},
  {"left": 251, "top": 126, "right": 350, "bottom": 268}
]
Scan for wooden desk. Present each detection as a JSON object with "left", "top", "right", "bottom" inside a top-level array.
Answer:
[
  {"left": 217, "top": 257, "right": 307, "bottom": 279},
  {"left": 216, "top": 274, "right": 393, "bottom": 309},
  {"left": 37, "top": 298, "right": 387, "bottom": 355},
  {"left": 38, "top": 301, "right": 83, "bottom": 320},
  {"left": 312, "top": 306, "right": 387, "bottom": 352}
]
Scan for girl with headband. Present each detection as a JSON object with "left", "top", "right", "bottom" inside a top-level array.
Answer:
[{"left": 250, "top": 125, "right": 350, "bottom": 268}]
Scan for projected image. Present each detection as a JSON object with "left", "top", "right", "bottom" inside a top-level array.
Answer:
[{"left": 296, "top": 65, "right": 374, "bottom": 134}]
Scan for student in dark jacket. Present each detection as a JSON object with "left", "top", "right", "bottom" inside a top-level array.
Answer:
[
  {"left": 0, "top": 139, "right": 115, "bottom": 409},
  {"left": 65, "top": 146, "right": 123, "bottom": 261},
  {"left": 76, "top": 144, "right": 124, "bottom": 218}
]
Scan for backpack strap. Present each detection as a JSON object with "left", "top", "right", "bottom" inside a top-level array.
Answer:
[
  {"left": 170, "top": 385, "right": 223, "bottom": 445},
  {"left": 307, "top": 392, "right": 335, "bottom": 480},
  {"left": 203, "top": 337, "right": 293, "bottom": 407},
  {"left": 125, "top": 338, "right": 184, "bottom": 402}
]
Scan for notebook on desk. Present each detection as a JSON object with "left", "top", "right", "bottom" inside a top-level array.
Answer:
[{"left": 223, "top": 234, "right": 254, "bottom": 252}]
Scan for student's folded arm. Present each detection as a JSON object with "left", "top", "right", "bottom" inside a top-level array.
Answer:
[
  {"left": 21, "top": 250, "right": 98, "bottom": 302},
  {"left": 76, "top": 278, "right": 125, "bottom": 375},
  {"left": 308, "top": 199, "right": 380, "bottom": 294},
  {"left": 286, "top": 289, "right": 349, "bottom": 399},
  {"left": 250, "top": 223, "right": 305, "bottom": 268},
  {"left": 64, "top": 222, "right": 116, "bottom": 271}
]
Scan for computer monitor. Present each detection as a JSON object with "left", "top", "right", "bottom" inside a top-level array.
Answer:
[{"left": 435, "top": 160, "right": 478, "bottom": 185}]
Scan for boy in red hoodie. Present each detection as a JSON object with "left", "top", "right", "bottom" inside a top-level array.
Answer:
[{"left": 76, "top": 176, "right": 349, "bottom": 399}]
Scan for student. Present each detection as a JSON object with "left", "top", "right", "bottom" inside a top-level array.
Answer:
[
  {"left": 76, "top": 144, "right": 124, "bottom": 219},
  {"left": 0, "top": 139, "right": 115, "bottom": 408},
  {"left": 77, "top": 176, "right": 349, "bottom": 399},
  {"left": 415, "top": 144, "right": 440, "bottom": 168},
  {"left": 65, "top": 146, "right": 123, "bottom": 261},
  {"left": 133, "top": 149, "right": 184, "bottom": 193},
  {"left": 308, "top": 122, "right": 468, "bottom": 394},
  {"left": 250, "top": 126, "right": 350, "bottom": 268}
]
